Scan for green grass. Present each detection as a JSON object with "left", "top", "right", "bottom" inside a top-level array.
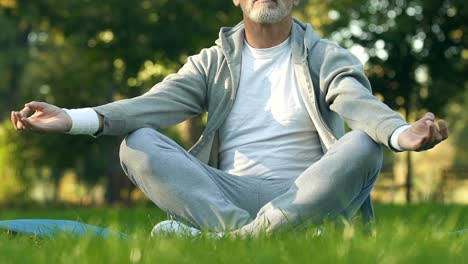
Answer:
[{"left": 1, "top": 204, "right": 467, "bottom": 263}]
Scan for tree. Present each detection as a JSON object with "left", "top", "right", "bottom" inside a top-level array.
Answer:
[
  {"left": 0, "top": 0, "right": 242, "bottom": 203},
  {"left": 298, "top": 0, "right": 467, "bottom": 202}
]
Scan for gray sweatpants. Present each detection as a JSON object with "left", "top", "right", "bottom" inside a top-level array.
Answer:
[{"left": 120, "top": 128, "right": 382, "bottom": 235}]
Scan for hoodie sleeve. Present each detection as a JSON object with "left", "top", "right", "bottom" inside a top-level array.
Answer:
[
  {"left": 320, "top": 45, "right": 408, "bottom": 149},
  {"left": 90, "top": 49, "right": 213, "bottom": 136}
]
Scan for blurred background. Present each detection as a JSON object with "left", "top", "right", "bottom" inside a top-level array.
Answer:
[{"left": 0, "top": 0, "right": 466, "bottom": 208}]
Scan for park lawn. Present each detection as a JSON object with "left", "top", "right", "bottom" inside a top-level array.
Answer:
[{"left": 0, "top": 203, "right": 467, "bottom": 263}]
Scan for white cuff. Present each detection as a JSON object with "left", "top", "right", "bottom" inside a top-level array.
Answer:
[
  {"left": 390, "top": 125, "right": 412, "bottom": 151},
  {"left": 63, "top": 108, "right": 100, "bottom": 135}
]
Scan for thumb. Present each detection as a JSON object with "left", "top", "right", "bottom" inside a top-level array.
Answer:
[{"left": 423, "top": 112, "right": 435, "bottom": 122}]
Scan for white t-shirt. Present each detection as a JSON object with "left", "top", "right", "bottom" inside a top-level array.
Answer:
[{"left": 219, "top": 38, "right": 323, "bottom": 180}]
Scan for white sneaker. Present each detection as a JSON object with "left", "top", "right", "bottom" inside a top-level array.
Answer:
[{"left": 150, "top": 220, "right": 223, "bottom": 238}]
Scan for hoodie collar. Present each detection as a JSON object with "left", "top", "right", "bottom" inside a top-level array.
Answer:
[{"left": 215, "top": 18, "right": 321, "bottom": 65}]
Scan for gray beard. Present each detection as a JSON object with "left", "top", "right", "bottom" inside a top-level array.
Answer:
[{"left": 244, "top": 2, "right": 292, "bottom": 24}]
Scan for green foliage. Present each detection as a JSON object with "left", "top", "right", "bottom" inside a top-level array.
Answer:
[
  {"left": 0, "top": 121, "right": 27, "bottom": 203},
  {"left": 445, "top": 88, "right": 468, "bottom": 167},
  {"left": 300, "top": 0, "right": 467, "bottom": 116}
]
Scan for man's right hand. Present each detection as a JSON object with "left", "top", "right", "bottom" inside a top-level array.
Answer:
[{"left": 11, "top": 101, "right": 72, "bottom": 133}]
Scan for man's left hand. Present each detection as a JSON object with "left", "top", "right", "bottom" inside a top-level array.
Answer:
[{"left": 398, "top": 112, "right": 449, "bottom": 152}]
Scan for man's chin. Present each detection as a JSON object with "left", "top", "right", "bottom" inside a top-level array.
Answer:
[
  {"left": 250, "top": 16, "right": 285, "bottom": 24},
  {"left": 251, "top": 6, "right": 277, "bottom": 15}
]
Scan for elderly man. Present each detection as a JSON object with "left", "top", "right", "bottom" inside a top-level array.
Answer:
[{"left": 11, "top": 0, "right": 448, "bottom": 236}]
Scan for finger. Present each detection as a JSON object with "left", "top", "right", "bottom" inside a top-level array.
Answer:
[
  {"left": 11, "top": 111, "right": 19, "bottom": 130},
  {"left": 439, "top": 119, "right": 449, "bottom": 140},
  {"left": 19, "top": 106, "right": 31, "bottom": 118},
  {"left": 430, "top": 122, "right": 443, "bottom": 142},
  {"left": 25, "top": 101, "right": 48, "bottom": 111},
  {"left": 421, "top": 120, "right": 433, "bottom": 146},
  {"left": 424, "top": 119, "right": 433, "bottom": 127},
  {"left": 15, "top": 112, "right": 26, "bottom": 130},
  {"left": 21, "top": 117, "right": 38, "bottom": 132}
]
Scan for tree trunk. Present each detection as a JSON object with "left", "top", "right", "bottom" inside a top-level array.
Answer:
[
  {"left": 177, "top": 117, "right": 202, "bottom": 148},
  {"left": 105, "top": 137, "right": 125, "bottom": 204},
  {"left": 2, "top": 19, "right": 30, "bottom": 120},
  {"left": 405, "top": 151, "right": 412, "bottom": 203},
  {"left": 4, "top": 62, "right": 22, "bottom": 119},
  {"left": 404, "top": 90, "right": 417, "bottom": 204},
  {"left": 51, "top": 168, "right": 62, "bottom": 204}
]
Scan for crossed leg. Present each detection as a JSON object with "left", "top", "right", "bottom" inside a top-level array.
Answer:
[
  {"left": 119, "top": 128, "right": 254, "bottom": 232},
  {"left": 120, "top": 128, "right": 382, "bottom": 235},
  {"left": 232, "top": 130, "right": 382, "bottom": 236}
]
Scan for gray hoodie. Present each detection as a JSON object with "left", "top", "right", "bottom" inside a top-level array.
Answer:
[{"left": 93, "top": 18, "right": 407, "bottom": 168}]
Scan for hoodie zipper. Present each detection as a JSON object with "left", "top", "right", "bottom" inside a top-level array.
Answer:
[{"left": 301, "top": 59, "right": 337, "bottom": 149}]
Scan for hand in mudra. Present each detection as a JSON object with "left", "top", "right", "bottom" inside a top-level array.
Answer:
[
  {"left": 399, "top": 112, "right": 449, "bottom": 152},
  {"left": 11, "top": 101, "right": 72, "bottom": 133}
]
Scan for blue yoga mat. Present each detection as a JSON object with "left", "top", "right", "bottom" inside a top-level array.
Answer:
[
  {"left": 1, "top": 219, "right": 466, "bottom": 239},
  {"left": 0, "top": 219, "right": 128, "bottom": 239}
]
